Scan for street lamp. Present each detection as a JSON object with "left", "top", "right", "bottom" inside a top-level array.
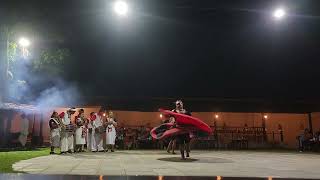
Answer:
[
  {"left": 273, "top": 8, "right": 286, "bottom": 20},
  {"left": 113, "top": 1, "right": 129, "bottom": 16},
  {"left": 18, "top": 37, "right": 30, "bottom": 47},
  {"left": 18, "top": 37, "right": 31, "bottom": 58}
]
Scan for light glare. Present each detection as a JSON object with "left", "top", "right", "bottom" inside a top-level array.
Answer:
[
  {"left": 273, "top": 8, "right": 286, "bottom": 20},
  {"left": 19, "top": 38, "right": 30, "bottom": 47},
  {"left": 114, "top": 1, "right": 128, "bottom": 16}
]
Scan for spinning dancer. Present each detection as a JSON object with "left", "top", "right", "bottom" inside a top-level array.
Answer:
[
  {"left": 151, "top": 100, "right": 212, "bottom": 160},
  {"left": 172, "top": 100, "right": 192, "bottom": 159}
]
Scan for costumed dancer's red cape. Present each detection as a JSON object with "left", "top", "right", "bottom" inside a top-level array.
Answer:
[{"left": 150, "top": 109, "right": 213, "bottom": 140}]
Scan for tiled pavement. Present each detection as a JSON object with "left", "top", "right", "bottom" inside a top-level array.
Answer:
[{"left": 12, "top": 150, "right": 320, "bottom": 179}]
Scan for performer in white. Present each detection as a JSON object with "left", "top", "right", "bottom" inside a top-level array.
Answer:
[
  {"left": 105, "top": 111, "right": 117, "bottom": 152},
  {"left": 86, "top": 112, "right": 95, "bottom": 152},
  {"left": 49, "top": 111, "right": 61, "bottom": 154},
  {"left": 75, "top": 109, "right": 86, "bottom": 152},
  {"left": 59, "top": 108, "right": 76, "bottom": 154},
  {"left": 18, "top": 113, "right": 29, "bottom": 147},
  {"left": 91, "top": 109, "right": 105, "bottom": 152}
]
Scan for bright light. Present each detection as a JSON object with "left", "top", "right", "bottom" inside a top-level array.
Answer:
[
  {"left": 160, "top": 114, "right": 163, "bottom": 118},
  {"left": 114, "top": 1, "right": 128, "bottom": 16},
  {"left": 103, "top": 113, "right": 106, "bottom": 117},
  {"left": 264, "top": 115, "right": 268, "bottom": 119},
  {"left": 273, "top": 8, "right": 286, "bottom": 20},
  {"left": 19, "top": 38, "right": 30, "bottom": 47},
  {"left": 215, "top": 114, "right": 219, "bottom": 119}
]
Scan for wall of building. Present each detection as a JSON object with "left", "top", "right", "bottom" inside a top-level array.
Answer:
[{"left": 312, "top": 112, "right": 320, "bottom": 133}]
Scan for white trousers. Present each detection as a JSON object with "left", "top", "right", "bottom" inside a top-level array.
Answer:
[
  {"left": 61, "top": 132, "right": 74, "bottom": 152},
  {"left": 87, "top": 132, "right": 93, "bottom": 151},
  {"left": 92, "top": 131, "right": 104, "bottom": 151}
]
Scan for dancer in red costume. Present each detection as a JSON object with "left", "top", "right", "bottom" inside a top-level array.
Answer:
[
  {"left": 151, "top": 100, "right": 212, "bottom": 160},
  {"left": 172, "top": 100, "right": 192, "bottom": 159}
]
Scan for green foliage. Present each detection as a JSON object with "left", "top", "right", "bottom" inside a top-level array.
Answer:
[
  {"left": 32, "top": 48, "right": 72, "bottom": 76},
  {"left": 0, "top": 148, "right": 50, "bottom": 173},
  {"left": 8, "top": 42, "right": 17, "bottom": 64},
  {"left": 1, "top": 23, "right": 72, "bottom": 78}
]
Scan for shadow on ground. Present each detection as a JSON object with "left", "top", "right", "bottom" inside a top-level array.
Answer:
[{"left": 157, "top": 157, "right": 234, "bottom": 163}]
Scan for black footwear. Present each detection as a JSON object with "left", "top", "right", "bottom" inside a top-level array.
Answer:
[
  {"left": 50, "top": 152, "right": 55, "bottom": 155},
  {"left": 98, "top": 150, "right": 104, "bottom": 152},
  {"left": 172, "top": 152, "right": 176, "bottom": 154},
  {"left": 106, "top": 149, "right": 109, "bottom": 152},
  {"left": 186, "top": 153, "right": 190, "bottom": 157},
  {"left": 68, "top": 150, "right": 73, "bottom": 154},
  {"left": 111, "top": 150, "right": 114, "bottom": 152},
  {"left": 60, "top": 152, "right": 66, "bottom": 155},
  {"left": 92, "top": 151, "right": 97, "bottom": 153}
]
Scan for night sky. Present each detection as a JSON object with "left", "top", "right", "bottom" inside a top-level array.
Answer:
[{"left": 2, "top": 0, "right": 320, "bottom": 102}]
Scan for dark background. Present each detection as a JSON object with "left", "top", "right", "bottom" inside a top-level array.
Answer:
[{"left": 1, "top": 0, "right": 320, "bottom": 111}]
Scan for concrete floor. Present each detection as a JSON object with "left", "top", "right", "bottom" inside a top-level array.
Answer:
[{"left": 12, "top": 150, "right": 320, "bottom": 179}]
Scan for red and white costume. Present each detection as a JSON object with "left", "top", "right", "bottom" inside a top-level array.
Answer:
[
  {"left": 86, "top": 118, "right": 94, "bottom": 151},
  {"left": 106, "top": 117, "right": 117, "bottom": 145},
  {"left": 59, "top": 111, "right": 74, "bottom": 152},
  {"left": 75, "top": 116, "right": 86, "bottom": 145},
  {"left": 49, "top": 117, "right": 61, "bottom": 147},
  {"left": 91, "top": 113, "right": 104, "bottom": 151}
]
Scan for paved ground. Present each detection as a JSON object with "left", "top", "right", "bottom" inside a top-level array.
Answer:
[{"left": 12, "top": 150, "right": 320, "bottom": 178}]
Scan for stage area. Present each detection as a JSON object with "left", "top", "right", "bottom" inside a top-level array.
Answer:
[{"left": 12, "top": 150, "right": 320, "bottom": 179}]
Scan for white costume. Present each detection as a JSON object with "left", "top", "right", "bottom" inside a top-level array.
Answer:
[
  {"left": 19, "top": 117, "right": 29, "bottom": 146},
  {"left": 75, "top": 117, "right": 86, "bottom": 145},
  {"left": 106, "top": 117, "right": 117, "bottom": 145},
  {"left": 92, "top": 113, "right": 104, "bottom": 151},
  {"left": 86, "top": 119, "right": 94, "bottom": 151},
  {"left": 60, "top": 112, "right": 74, "bottom": 152},
  {"left": 49, "top": 118, "right": 61, "bottom": 147}
]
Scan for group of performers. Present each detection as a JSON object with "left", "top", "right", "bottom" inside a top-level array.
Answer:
[
  {"left": 49, "top": 108, "right": 117, "bottom": 154},
  {"left": 48, "top": 100, "right": 211, "bottom": 161}
]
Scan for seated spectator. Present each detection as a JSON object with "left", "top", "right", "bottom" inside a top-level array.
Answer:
[
  {"left": 124, "top": 128, "right": 136, "bottom": 150},
  {"left": 115, "top": 126, "right": 125, "bottom": 149},
  {"left": 302, "top": 128, "right": 314, "bottom": 151}
]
